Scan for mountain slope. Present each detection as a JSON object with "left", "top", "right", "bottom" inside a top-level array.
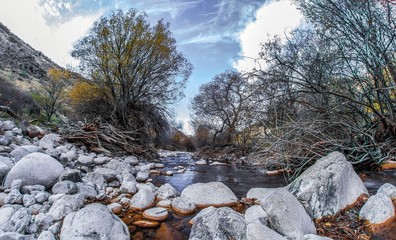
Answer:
[{"left": 0, "top": 22, "right": 60, "bottom": 85}]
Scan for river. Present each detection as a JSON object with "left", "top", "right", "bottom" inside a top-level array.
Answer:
[{"left": 152, "top": 152, "right": 396, "bottom": 198}]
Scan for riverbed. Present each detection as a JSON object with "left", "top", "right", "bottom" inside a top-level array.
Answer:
[{"left": 152, "top": 152, "right": 396, "bottom": 198}]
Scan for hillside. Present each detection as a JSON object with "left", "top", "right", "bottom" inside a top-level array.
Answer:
[{"left": 0, "top": 22, "right": 60, "bottom": 90}]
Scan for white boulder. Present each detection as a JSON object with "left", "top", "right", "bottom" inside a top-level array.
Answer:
[
  {"left": 288, "top": 152, "right": 368, "bottom": 218},
  {"left": 180, "top": 182, "right": 238, "bottom": 207},
  {"left": 60, "top": 203, "right": 129, "bottom": 240},
  {"left": 3, "top": 152, "right": 64, "bottom": 189},
  {"left": 359, "top": 193, "right": 395, "bottom": 225},
  {"left": 261, "top": 188, "right": 316, "bottom": 239}
]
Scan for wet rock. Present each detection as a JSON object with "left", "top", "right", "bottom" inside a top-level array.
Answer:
[
  {"left": 130, "top": 189, "right": 155, "bottom": 210},
  {"left": 189, "top": 207, "right": 247, "bottom": 240},
  {"left": 155, "top": 222, "right": 184, "bottom": 240},
  {"left": 60, "top": 203, "right": 129, "bottom": 240},
  {"left": 261, "top": 188, "right": 316, "bottom": 239},
  {"left": 245, "top": 205, "right": 268, "bottom": 225},
  {"left": 155, "top": 183, "right": 179, "bottom": 200},
  {"left": 48, "top": 194, "right": 84, "bottom": 221},
  {"left": 288, "top": 151, "right": 368, "bottom": 218},
  {"left": 189, "top": 206, "right": 216, "bottom": 224},
  {"left": 4, "top": 152, "right": 64, "bottom": 189},
  {"left": 156, "top": 199, "right": 172, "bottom": 208},
  {"left": 143, "top": 207, "right": 168, "bottom": 221},
  {"left": 133, "top": 220, "right": 160, "bottom": 228},
  {"left": 172, "top": 197, "right": 196, "bottom": 215},
  {"left": 359, "top": 193, "right": 395, "bottom": 225},
  {"left": 247, "top": 222, "right": 287, "bottom": 240},
  {"left": 107, "top": 203, "right": 123, "bottom": 215},
  {"left": 377, "top": 183, "right": 396, "bottom": 199},
  {"left": 181, "top": 182, "right": 238, "bottom": 207}
]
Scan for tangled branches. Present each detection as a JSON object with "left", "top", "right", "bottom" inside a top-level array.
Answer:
[
  {"left": 252, "top": 118, "right": 393, "bottom": 181},
  {"left": 62, "top": 121, "right": 150, "bottom": 157}
]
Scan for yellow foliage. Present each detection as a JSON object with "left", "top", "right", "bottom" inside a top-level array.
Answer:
[
  {"left": 47, "top": 68, "right": 71, "bottom": 81},
  {"left": 68, "top": 81, "right": 101, "bottom": 105}
]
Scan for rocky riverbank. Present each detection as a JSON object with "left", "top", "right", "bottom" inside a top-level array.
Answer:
[{"left": 0, "top": 118, "right": 396, "bottom": 239}]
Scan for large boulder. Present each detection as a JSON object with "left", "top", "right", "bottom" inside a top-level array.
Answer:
[
  {"left": 189, "top": 207, "right": 247, "bottom": 240},
  {"left": 288, "top": 151, "right": 368, "bottom": 218},
  {"left": 60, "top": 203, "right": 129, "bottom": 240},
  {"left": 261, "top": 188, "right": 316, "bottom": 240},
  {"left": 3, "top": 152, "right": 64, "bottom": 189},
  {"left": 359, "top": 193, "right": 395, "bottom": 225},
  {"left": 180, "top": 182, "right": 238, "bottom": 207}
]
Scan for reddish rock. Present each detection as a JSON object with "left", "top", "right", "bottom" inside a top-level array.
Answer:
[
  {"left": 133, "top": 220, "right": 160, "bottom": 228},
  {"left": 155, "top": 222, "right": 184, "bottom": 240}
]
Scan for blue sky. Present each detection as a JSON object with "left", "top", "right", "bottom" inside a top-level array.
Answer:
[{"left": 0, "top": 0, "right": 302, "bottom": 133}]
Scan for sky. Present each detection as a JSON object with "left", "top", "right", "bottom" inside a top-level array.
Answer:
[{"left": 0, "top": 0, "right": 302, "bottom": 133}]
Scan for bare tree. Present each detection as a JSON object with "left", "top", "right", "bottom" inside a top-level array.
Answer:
[{"left": 191, "top": 70, "right": 260, "bottom": 144}]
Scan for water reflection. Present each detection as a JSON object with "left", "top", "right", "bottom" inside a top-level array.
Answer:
[
  {"left": 152, "top": 153, "right": 396, "bottom": 198},
  {"left": 152, "top": 153, "right": 287, "bottom": 198}
]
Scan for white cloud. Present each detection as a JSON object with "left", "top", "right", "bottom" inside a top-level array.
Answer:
[
  {"left": 0, "top": 0, "right": 101, "bottom": 67},
  {"left": 234, "top": 0, "right": 303, "bottom": 72}
]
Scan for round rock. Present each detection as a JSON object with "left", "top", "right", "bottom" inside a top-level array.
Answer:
[
  {"left": 143, "top": 207, "right": 168, "bottom": 221},
  {"left": 60, "top": 203, "right": 129, "bottom": 240},
  {"left": 180, "top": 182, "right": 238, "bottom": 207},
  {"left": 172, "top": 197, "right": 196, "bottom": 215},
  {"left": 4, "top": 152, "right": 64, "bottom": 189}
]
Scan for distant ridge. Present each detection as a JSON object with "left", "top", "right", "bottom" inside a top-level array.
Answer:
[{"left": 0, "top": 21, "right": 60, "bottom": 82}]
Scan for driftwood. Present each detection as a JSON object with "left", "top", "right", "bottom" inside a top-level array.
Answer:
[
  {"left": 0, "top": 106, "right": 20, "bottom": 120},
  {"left": 63, "top": 122, "right": 147, "bottom": 156}
]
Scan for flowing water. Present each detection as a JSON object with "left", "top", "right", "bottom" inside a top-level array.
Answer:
[
  {"left": 152, "top": 152, "right": 396, "bottom": 197},
  {"left": 148, "top": 152, "right": 396, "bottom": 240}
]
